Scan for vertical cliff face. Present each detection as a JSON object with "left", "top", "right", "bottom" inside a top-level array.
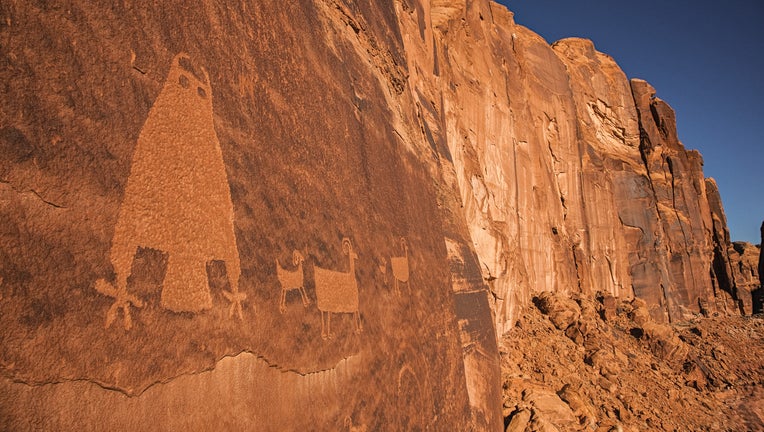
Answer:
[
  {"left": 630, "top": 80, "right": 718, "bottom": 320},
  {"left": 728, "top": 241, "right": 761, "bottom": 313},
  {"left": 706, "top": 178, "right": 761, "bottom": 314},
  {"left": 0, "top": 0, "right": 753, "bottom": 429},
  {"left": 397, "top": 0, "right": 742, "bottom": 329},
  {"left": 399, "top": 0, "right": 581, "bottom": 334}
]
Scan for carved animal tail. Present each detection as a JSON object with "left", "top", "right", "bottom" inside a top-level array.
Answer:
[
  {"left": 401, "top": 237, "right": 408, "bottom": 258},
  {"left": 342, "top": 237, "right": 352, "bottom": 255}
]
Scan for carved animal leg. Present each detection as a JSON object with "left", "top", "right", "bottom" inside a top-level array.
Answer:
[
  {"left": 394, "top": 278, "right": 400, "bottom": 296},
  {"left": 354, "top": 311, "right": 363, "bottom": 334},
  {"left": 327, "top": 312, "right": 333, "bottom": 339},
  {"left": 299, "top": 286, "right": 310, "bottom": 307},
  {"left": 279, "top": 289, "right": 287, "bottom": 314},
  {"left": 220, "top": 257, "right": 246, "bottom": 320},
  {"left": 321, "top": 311, "right": 328, "bottom": 340}
]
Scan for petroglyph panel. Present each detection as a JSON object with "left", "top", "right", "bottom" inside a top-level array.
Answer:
[
  {"left": 96, "top": 53, "right": 244, "bottom": 327},
  {"left": 313, "top": 238, "right": 363, "bottom": 339},
  {"left": 0, "top": 0, "right": 499, "bottom": 426}
]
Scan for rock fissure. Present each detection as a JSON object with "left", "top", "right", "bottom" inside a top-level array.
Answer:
[
  {"left": 4, "top": 350, "right": 360, "bottom": 398},
  {"left": 0, "top": 179, "right": 67, "bottom": 209}
]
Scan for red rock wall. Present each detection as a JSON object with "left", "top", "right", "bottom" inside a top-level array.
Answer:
[
  {"left": 0, "top": 0, "right": 502, "bottom": 429},
  {"left": 0, "top": 0, "right": 749, "bottom": 429},
  {"left": 630, "top": 80, "right": 718, "bottom": 321},
  {"left": 706, "top": 178, "right": 762, "bottom": 314},
  {"left": 397, "top": 1, "right": 737, "bottom": 328},
  {"left": 727, "top": 240, "right": 762, "bottom": 314}
]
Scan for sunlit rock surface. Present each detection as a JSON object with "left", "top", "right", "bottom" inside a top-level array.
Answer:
[{"left": 0, "top": 0, "right": 754, "bottom": 430}]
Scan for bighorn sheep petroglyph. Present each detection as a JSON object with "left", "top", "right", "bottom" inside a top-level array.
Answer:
[
  {"left": 313, "top": 238, "right": 362, "bottom": 339},
  {"left": 276, "top": 250, "right": 310, "bottom": 314},
  {"left": 390, "top": 237, "right": 410, "bottom": 296}
]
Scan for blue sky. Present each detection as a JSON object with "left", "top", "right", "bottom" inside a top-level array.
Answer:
[{"left": 499, "top": 1, "right": 764, "bottom": 244}]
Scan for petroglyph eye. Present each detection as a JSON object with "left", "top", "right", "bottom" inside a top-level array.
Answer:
[
  {"left": 178, "top": 74, "right": 190, "bottom": 88},
  {"left": 197, "top": 87, "right": 207, "bottom": 98}
]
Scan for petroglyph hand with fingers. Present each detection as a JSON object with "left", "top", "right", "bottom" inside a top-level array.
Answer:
[{"left": 95, "top": 278, "right": 144, "bottom": 330}]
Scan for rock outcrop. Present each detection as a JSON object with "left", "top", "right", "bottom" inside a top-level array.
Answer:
[
  {"left": 0, "top": 0, "right": 752, "bottom": 429},
  {"left": 500, "top": 292, "right": 764, "bottom": 431},
  {"left": 398, "top": 1, "right": 740, "bottom": 329},
  {"left": 706, "top": 179, "right": 761, "bottom": 314},
  {"left": 728, "top": 241, "right": 761, "bottom": 314},
  {"left": 630, "top": 79, "right": 717, "bottom": 321}
]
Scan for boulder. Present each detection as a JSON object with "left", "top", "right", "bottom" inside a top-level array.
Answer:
[
  {"left": 728, "top": 241, "right": 761, "bottom": 314},
  {"left": 558, "top": 384, "right": 598, "bottom": 428},
  {"left": 642, "top": 321, "right": 689, "bottom": 366},
  {"left": 535, "top": 291, "right": 581, "bottom": 331},
  {"left": 505, "top": 408, "right": 531, "bottom": 432},
  {"left": 522, "top": 388, "right": 577, "bottom": 429}
]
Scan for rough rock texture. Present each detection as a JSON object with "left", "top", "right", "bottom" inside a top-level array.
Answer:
[
  {"left": 397, "top": 0, "right": 742, "bottom": 331},
  {"left": 706, "top": 178, "right": 743, "bottom": 313},
  {"left": 500, "top": 292, "right": 764, "bottom": 431},
  {"left": 728, "top": 241, "right": 761, "bottom": 314},
  {"left": 0, "top": 0, "right": 753, "bottom": 429},
  {"left": 706, "top": 179, "right": 761, "bottom": 314},
  {"left": 0, "top": 0, "right": 501, "bottom": 429},
  {"left": 630, "top": 79, "right": 717, "bottom": 321}
]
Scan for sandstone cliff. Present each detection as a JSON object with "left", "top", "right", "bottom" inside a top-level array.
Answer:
[
  {"left": 0, "top": 0, "right": 754, "bottom": 430},
  {"left": 706, "top": 179, "right": 761, "bottom": 314},
  {"left": 398, "top": 0, "right": 748, "bottom": 330}
]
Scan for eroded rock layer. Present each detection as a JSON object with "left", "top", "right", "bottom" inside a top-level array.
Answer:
[
  {"left": 397, "top": 0, "right": 750, "bottom": 331},
  {"left": 0, "top": 0, "right": 754, "bottom": 430}
]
